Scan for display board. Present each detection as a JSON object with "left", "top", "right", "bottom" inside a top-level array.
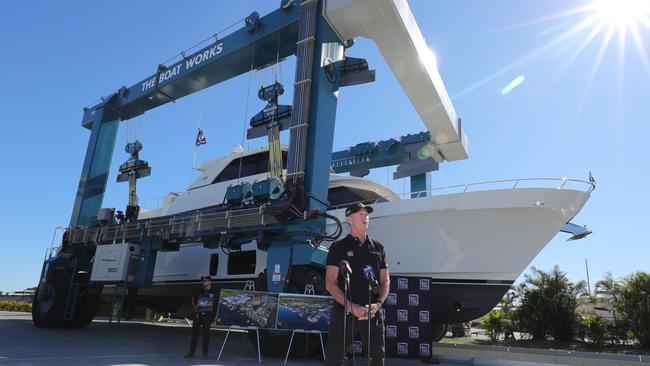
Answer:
[
  {"left": 215, "top": 289, "right": 279, "bottom": 328},
  {"left": 277, "top": 293, "right": 334, "bottom": 331},
  {"left": 215, "top": 289, "right": 333, "bottom": 331}
]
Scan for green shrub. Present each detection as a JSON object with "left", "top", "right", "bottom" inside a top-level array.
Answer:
[
  {"left": 595, "top": 272, "right": 628, "bottom": 345},
  {"left": 480, "top": 310, "right": 504, "bottom": 341},
  {"left": 0, "top": 300, "right": 32, "bottom": 312},
  {"left": 515, "top": 265, "right": 587, "bottom": 342},
  {"left": 579, "top": 313, "right": 608, "bottom": 347},
  {"left": 615, "top": 272, "right": 650, "bottom": 347},
  {"left": 499, "top": 291, "right": 518, "bottom": 341},
  {"left": 606, "top": 318, "right": 630, "bottom": 345}
]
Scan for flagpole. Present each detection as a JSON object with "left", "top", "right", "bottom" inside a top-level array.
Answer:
[
  {"left": 192, "top": 145, "right": 198, "bottom": 170},
  {"left": 189, "top": 145, "right": 198, "bottom": 187},
  {"left": 189, "top": 113, "right": 203, "bottom": 186}
]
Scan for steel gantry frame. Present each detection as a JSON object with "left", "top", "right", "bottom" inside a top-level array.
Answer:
[
  {"left": 60, "top": 0, "right": 376, "bottom": 295},
  {"left": 38, "top": 0, "right": 468, "bottom": 329}
]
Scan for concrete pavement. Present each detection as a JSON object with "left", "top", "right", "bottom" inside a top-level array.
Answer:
[{"left": 0, "top": 312, "right": 452, "bottom": 366}]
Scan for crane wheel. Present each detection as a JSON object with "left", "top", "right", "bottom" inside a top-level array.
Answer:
[
  {"left": 32, "top": 270, "right": 70, "bottom": 328},
  {"left": 63, "top": 285, "right": 102, "bottom": 328}
]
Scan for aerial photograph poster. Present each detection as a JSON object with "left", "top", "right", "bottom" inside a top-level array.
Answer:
[
  {"left": 215, "top": 289, "right": 279, "bottom": 329},
  {"left": 276, "top": 293, "right": 334, "bottom": 332}
]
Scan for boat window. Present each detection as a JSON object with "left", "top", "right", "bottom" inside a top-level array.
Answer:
[
  {"left": 227, "top": 250, "right": 257, "bottom": 275},
  {"left": 327, "top": 186, "right": 386, "bottom": 207},
  {"left": 209, "top": 253, "right": 219, "bottom": 276},
  {"left": 213, "top": 151, "right": 288, "bottom": 183}
]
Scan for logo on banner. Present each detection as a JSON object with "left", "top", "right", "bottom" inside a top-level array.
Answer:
[
  {"left": 397, "top": 278, "right": 408, "bottom": 290},
  {"left": 386, "top": 325, "right": 397, "bottom": 338},
  {"left": 397, "top": 309, "right": 408, "bottom": 322},
  {"left": 419, "top": 310, "right": 430, "bottom": 323},
  {"left": 408, "top": 294, "right": 419, "bottom": 306},
  {"left": 387, "top": 293, "right": 397, "bottom": 306},
  {"left": 408, "top": 326, "right": 420, "bottom": 339},
  {"left": 419, "top": 278, "right": 430, "bottom": 291},
  {"left": 352, "top": 341, "right": 363, "bottom": 354},
  {"left": 419, "top": 343, "right": 431, "bottom": 356},
  {"left": 397, "top": 342, "right": 408, "bottom": 356}
]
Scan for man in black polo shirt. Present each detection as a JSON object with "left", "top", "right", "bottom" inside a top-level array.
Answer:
[
  {"left": 184, "top": 275, "right": 217, "bottom": 359},
  {"left": 323, "top": 203, "right": 390, "bottom": 366}
]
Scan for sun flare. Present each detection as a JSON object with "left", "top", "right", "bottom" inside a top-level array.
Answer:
[{"left": 591, "top": 0, "right": 650, "bottom": 28}]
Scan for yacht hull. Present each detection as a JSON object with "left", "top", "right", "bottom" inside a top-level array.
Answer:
[
  {"left": 127, "top": 186, "right": 590, "bottom": 323},
  {"left": 323, "top": 187, "right": 590, "bottom": 321}
]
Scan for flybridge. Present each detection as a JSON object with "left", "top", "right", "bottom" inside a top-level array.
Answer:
[{"left": 140, "top": 42, "right": 224, "bottom": 92}]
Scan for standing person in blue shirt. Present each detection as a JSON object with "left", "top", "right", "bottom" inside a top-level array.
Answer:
[
  {"left": 184, "top": 275, "right": 217, "bottom": 359},
  {"left": 323, "top": 203, "right": 390, "bottom": 366}
]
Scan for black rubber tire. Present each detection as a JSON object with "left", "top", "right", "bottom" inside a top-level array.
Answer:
[
  {"left": 32, "top": 270, "right": 70, "bottom": 328},
  {"left": 63, "top": 285, "right": 102, "bottom": 329},
  {"left": 431, "top": 323, "right": 449, "bottom": 342}
]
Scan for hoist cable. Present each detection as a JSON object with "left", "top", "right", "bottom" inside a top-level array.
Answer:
[
  {"left": 237, "top": 45, "right": 256, "bottom": 184},
  {"left": 268, "top": 32, "right": 284, "bottom": 180},
  {"left": 161, "top": 17, "right": 246, "bottom": 66}
]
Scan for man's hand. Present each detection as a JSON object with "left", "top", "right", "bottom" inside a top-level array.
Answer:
[
  {"left": 367, "top": 303, "right": 381, "bottom": 318},
  {"left": 350, "top": 303, "right": 369, "bottom": 320}
]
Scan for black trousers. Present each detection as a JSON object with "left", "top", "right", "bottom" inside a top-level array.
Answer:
[
  {"left": 323, "top": 306, "right": 385, "bottom": 366},
  {"left": 188, "top": 312, "right": 213, "bottom": 355}
]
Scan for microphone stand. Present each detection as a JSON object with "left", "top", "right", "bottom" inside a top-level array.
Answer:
[
  {"left": 367, "top": 282, "right": 373, "bottom": 366},
  {"left": 341, "top": 273, "right": 350, "bottom": 366}
]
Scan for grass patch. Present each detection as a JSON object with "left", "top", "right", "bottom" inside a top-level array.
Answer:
[{"left": 0, "top": 300, "right": 32, "bottom": 312}]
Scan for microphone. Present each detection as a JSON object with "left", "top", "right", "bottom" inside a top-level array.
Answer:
[
  {"left": 363, "top": 265, "right": 380, "bottom": 291},
  {"left": 339, "top": 260, "right": 352, "bottom": 277}
]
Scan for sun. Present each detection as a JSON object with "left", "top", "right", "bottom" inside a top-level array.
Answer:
[
  {"left": 450, "top": 0, "right": 650, "bottom": 102},
  {"left": 591, "top": 0, "right": 650, "bottom": 29}
]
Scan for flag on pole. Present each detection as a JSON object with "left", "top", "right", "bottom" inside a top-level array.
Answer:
[
  {"left": 588, "top": 171, "right": 596, "bottom": 186},
  {"left": 195, "top": 128, "right": 207, "bottom": 146}
]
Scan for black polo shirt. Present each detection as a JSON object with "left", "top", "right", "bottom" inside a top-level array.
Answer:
[{"left": 326, "top": 234, "right": 388, "bottom": 306}]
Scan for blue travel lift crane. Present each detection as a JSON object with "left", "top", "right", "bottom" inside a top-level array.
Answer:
[{"left": 32, "top": 0, "right": 470, "bottom": 353}]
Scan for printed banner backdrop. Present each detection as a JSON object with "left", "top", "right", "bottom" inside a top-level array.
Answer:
[
  {"left": 351, "top": 275, "right": 436, "bottom": 359},
  {"left": 277, "top": 293, "right": 334, "bottom": 332},
  {"left": 384, "top": 275, "right": 434, "bottom": 358}
]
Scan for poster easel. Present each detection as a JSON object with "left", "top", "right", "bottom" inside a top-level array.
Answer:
[
  {"left": 283, "top": 284, "right": 327, "bottom": 364},
  {"left": 217, "top": 325, "right": 261, "bottom": 363},
  {"left": 216, "top": 281, "right": 262, "bottom": 363},
  {"left": 283, "top": 328, "right": 326, "bottom": 364}
]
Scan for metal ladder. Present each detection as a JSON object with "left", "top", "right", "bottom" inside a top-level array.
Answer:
[
  {"left": 244, "top": 280, "right": 256, "bottom": 291},
  {"left": 109, "top": 281, "right": 128, "bottom": 324},
  {"left": 62, "top": 258, "right": 80, "bottom": 321}
]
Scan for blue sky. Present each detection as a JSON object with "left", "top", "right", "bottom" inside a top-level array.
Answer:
[{"left": 0, "top": 0, "right": 648, "bottom": 293}]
